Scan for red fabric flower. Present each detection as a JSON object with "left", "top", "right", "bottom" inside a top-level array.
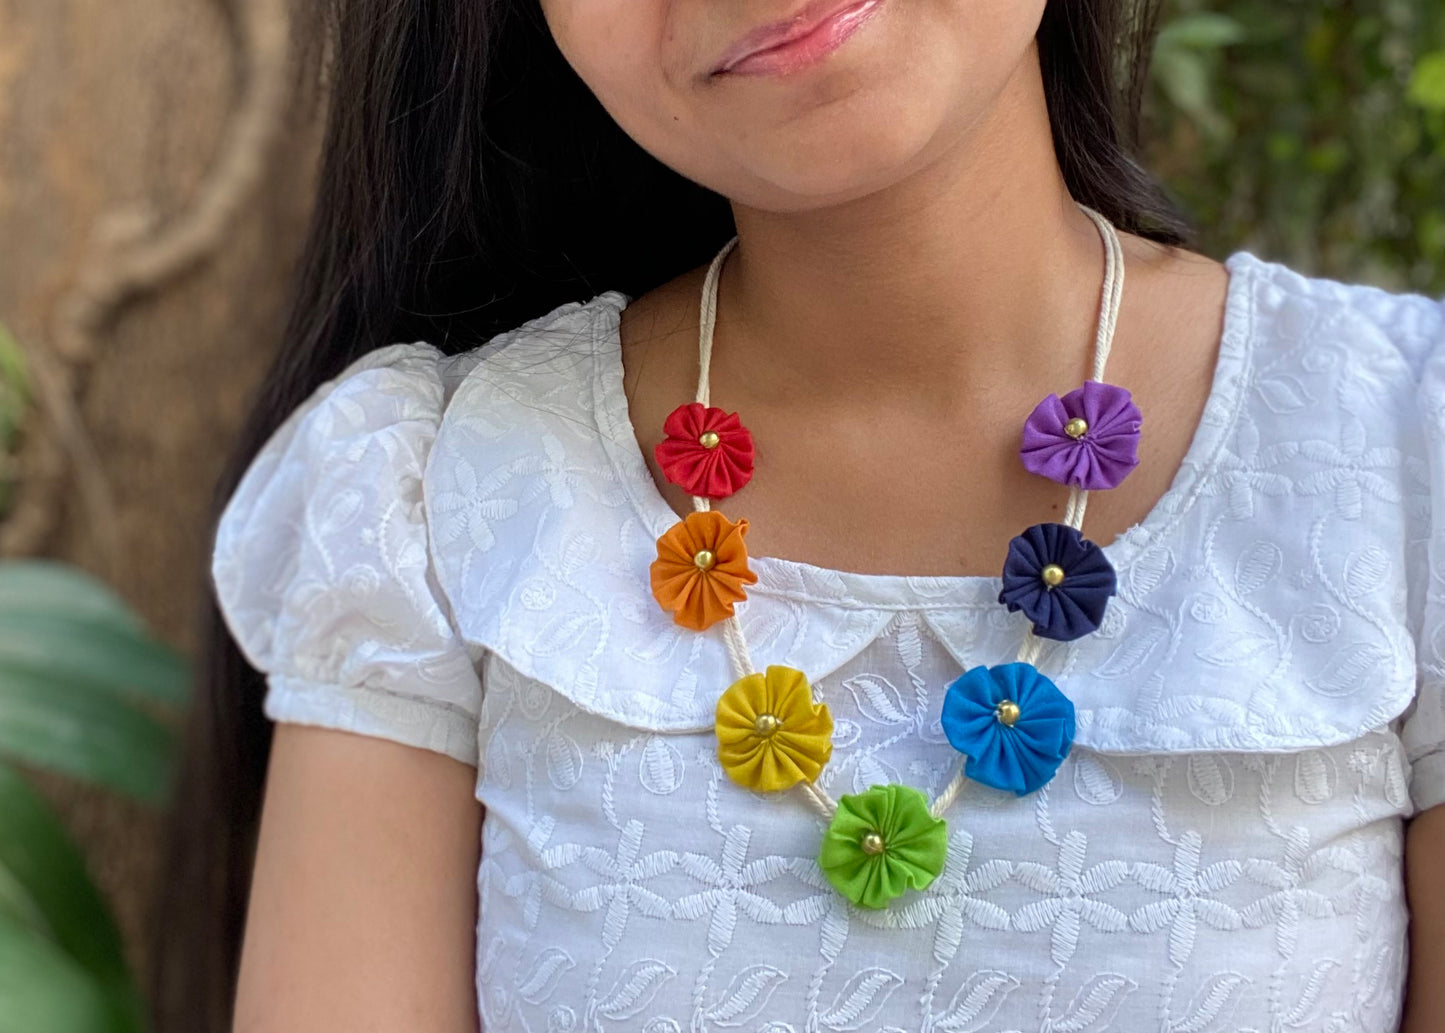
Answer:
[{"left": 654, "top": 403, "right": 755, "bottom": 499}]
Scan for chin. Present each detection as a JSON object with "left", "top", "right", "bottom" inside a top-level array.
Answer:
[
  {"left": 713, "top": 76, "right": 963, "bottom": 210},
  {"left": 739, "top": 132, "right": 935, "bottom": 211}
]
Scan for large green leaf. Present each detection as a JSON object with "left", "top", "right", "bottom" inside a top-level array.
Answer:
[
  {"left": 0, "top": 762, "right": 140, "bottom": 1028},
  {"left": 0, "top": 763, "right": 131, "bottom": 977},
  {"left": 0, "top": 913, "right": 125, "bottom": 1033},
  {"left": 0, "top": 611, "right": 188, "bottom": 708},
  {"left": 0, "top": 561, "right": 147, "bottom": 636},
  {"left": 0, "top": 664, "right": 174, "bottom": 802},
  {"left": 0, "top": 561, "right": 182, "bottom": 798},
  {"left": 0, "top": 763, "right": 143, "bottom": 1033}
]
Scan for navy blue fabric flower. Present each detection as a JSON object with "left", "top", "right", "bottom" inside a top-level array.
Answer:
[
  {"left": 940, "top": 662, "right": 1075, "bottom": 796},
  {"left": 998, "top": 522, "right": 1116, "bottom": 641}
]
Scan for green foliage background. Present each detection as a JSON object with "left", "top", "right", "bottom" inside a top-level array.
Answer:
[{"left": 1146, "top": 0, "right": 1445, "bottom": 293}]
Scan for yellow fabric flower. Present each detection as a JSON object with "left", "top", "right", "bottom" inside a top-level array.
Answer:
[{"left": 716, "top": 665, "right": 833, "bottom": 791}]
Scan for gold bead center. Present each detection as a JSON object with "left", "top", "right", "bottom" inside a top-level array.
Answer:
[
  {"left": 699, "top": 430, "right": 721, "bottom": 449},
  {"left": 860, "top": 831, "right": 886, "bottom": 855},
  {"left": 1041, "top": 563, "right": 1065, "bottom": 587},
  {"left": 996, "top": 699, "right": 1021, "bottom": 727},
  {"left": 1065, "top": 417, "right": 1089, "bottom": 439},
  {"left": 694, "top": 549, "right": 716, "bottom": 571},
  {"left": 754, "top": 712, "right": 781, "bottom": 736}
]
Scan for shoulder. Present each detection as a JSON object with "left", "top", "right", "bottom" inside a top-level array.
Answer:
[
  {"left": 228, "top": 288, "right": 636, "bottom": 537},
  {"left": 1213, "top": 252, "right": 1444, "bottom": 521},
  {"left": 215, "top": 287, "right": 635, "bottom": 626},
  {"left": 320, "top": 290, "right": 633, "bottom": 415},
  {"left": 209, "top": 290, "right": 637, "bottom": 761},
  {"left": 424, "top": 289, "right": 634, "bottom": 468},
  {"left": 1226, "top": 250, "right": 1445, "bottom": 379},
  {"left": 290, "top": 288, "right": 639, "bottom": 576},
  {"left": 432, "top": 289, "right": 633, "bottom": 423},
  {"left": 420, "top": 288, "right": 644, "bottom": 585},
  {"left": 256, "top": 290, "right": 633, "bottom": 474}
]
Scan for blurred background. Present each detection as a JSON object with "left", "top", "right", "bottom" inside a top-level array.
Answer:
[{"left": 0, "top": 0, "right": 1440, "bottom": 1029}]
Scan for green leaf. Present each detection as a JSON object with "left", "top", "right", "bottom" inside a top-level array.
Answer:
[
  {"left": 1307, "top": 139, "right": 1350, "bottom": 175},
  {"left": 1155, "top": 49, "right": 1213, "bottom": 115},
  {"left": 0, "top": 762, "right": 140, "bottom": 1028},
  {"left": 0, "top": 323, "right": 28, "bottom": 444},
  {"left": 0, "top": 562, "right": 145, "bottom": 633},
  {"left": 0, "top": 913, "right": 126, "bottom": 1033},
  {"left": 1408, "top": 51, "right": 1445, "bottom": 111},
  {"left": 0, "top": 664, "right": 175, "bottom": 802},
  {"left": 0, "top": 613, "right": 189, "bottom": 708},
  {"left": 0, "top": 560, "right": 189, "bottom": 706},
  {"left": 1157, "top": 13, "right": 1246, "bottom": 51},
  {"left": 1153, "top": 49, "right": 1232, "bottom": 141}
]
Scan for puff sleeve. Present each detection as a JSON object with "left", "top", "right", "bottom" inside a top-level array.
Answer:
[
  {"left": 210, "top": 342, "right": 484, "bottom": 767},
  {"left": 1403, "top": 293, "right": 1445, "bottom": 812}
]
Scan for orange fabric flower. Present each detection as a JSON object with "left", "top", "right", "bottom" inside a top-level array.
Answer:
[{"left": 650, "top": 510, "right": 758, "bottom": 632}]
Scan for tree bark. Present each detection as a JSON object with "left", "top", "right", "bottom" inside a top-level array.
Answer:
[{"left": 0, "top": 0, "right": 322, "bottom": 988}]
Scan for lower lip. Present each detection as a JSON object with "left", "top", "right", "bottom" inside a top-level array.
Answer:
[{"left": 721, "top": 0, "right": 883, "bottom": 77}]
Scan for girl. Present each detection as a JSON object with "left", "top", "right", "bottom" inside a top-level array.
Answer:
[{"left": 152, "top": 0, "right": 1445, "bottom": 1030}]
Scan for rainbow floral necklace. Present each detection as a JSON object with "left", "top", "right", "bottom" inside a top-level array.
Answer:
[{"left": 647, "top": 204, "right": 1142, "bottom": 910}]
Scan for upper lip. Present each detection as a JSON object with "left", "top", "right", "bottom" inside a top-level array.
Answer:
[{"left": 712, "top": 0, "right": 872, "bottom": 73}]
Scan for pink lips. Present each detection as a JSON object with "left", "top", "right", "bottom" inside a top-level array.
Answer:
[{"left": 713, "top": 0, "right": 884, "bottom": 77}]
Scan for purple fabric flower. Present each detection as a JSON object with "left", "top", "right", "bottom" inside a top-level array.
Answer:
[
  {"left": 999, "top": 522, "right": 1116, "bottom": 641},
  {"left": 1020, "top": 380, "right": 1142, "bottom": 490}
]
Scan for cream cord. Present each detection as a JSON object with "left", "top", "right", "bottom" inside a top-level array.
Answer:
[{"left": 692, "top": 204, "right": 1125, "bottom": 820}]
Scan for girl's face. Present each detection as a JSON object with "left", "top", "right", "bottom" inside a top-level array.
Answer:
[{"left": 538, "top": 0, "right": 1048, "bottom": 212}]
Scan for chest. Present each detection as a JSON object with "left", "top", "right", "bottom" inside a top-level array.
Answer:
[
  {"left": 621, "top": 259, "right": 1228, "bottom": 581},
  {"left": 433, "top": 272, "right": 1433, "bottom": 1032},
  {"left": 638, "top": 394, "right": 1215, "bottom": 579},
  {"left": 470, "top": 626, "right": 1413, "bottom": 1033}
]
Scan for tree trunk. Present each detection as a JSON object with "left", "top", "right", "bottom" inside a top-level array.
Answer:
[{"left": 0, "top": 0, "right": 322, "bottom": 990}]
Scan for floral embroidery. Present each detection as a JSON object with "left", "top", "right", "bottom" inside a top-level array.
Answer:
[
  {"left": 650, "top": 510, "right": 758, "bottom": 631},
  {"left": 716, "top": 665, "right": 834, "bottom": 791},
  {"left": 1020, "top": 380, "right": 1142, "bottom": 490},
  {"left": 655, "top": 402, "right": 755, "bottom": 499},
  {"left": 998, "top": 522, "right": 1117, "bottom": 641},
  {"left": 817, "top": 784, "right": 948, "bottom": 909},
  {"left": 940, "top": 662, "right": 1075, "bottom": 795}
]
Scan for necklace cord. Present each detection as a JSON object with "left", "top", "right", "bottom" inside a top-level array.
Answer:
[
  {"left": 696, "top": 237, "right": 737, "bottom": 409},
  {"left": 694, "top": 204, "right": 1124, "bottom": 820}
]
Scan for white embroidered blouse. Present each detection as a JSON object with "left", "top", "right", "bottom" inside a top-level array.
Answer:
[{"left": 212, "top": 251, "right": 1445, "bottom": 1033}]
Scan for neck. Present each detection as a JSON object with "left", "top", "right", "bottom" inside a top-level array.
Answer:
[{"left": 717, "top": 45, "right": 1113, "bottom": 410}]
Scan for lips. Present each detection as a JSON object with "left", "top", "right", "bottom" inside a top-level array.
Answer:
[{"left": 712, "top": 0, "right": 882, "bottom": 75}]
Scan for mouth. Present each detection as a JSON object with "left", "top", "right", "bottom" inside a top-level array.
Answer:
[{"left": 711, "top": 0, "right": 884, "bottom": 78}]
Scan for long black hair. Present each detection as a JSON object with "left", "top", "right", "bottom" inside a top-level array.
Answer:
[{"left": 149, "top": 1, "right": 1189, "bottom": 1028}]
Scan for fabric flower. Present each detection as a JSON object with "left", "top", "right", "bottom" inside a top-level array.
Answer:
[
  {"left": 818, "top": 784, "right": 947, "bottom": 909},
  {"left": 1020, "top": 380, "right": 1142, "bottom": 490},
  {"left": 650, "top": 509, "right": 758, "bottom": 632},
  {"left": 655, "top": 403, "right": 755, "bottom": 499},
  {"left": 999, "top": 522, "right": 1116, "bottom": 641},
  {"left": 941, "top": 662, "right": 1075, "bottom": 796},
  {"left": 715, "top": 665, "right": 833, "bottom": 791}
]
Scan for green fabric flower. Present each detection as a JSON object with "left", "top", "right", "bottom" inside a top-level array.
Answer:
[{"left": 817, "top": 784, "right": 948, "bottom": 909}]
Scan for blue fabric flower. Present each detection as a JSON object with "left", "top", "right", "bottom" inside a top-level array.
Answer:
[
  {"left": 998, "top": 522, "right": 1116, "bottom": 641},
  {"left": 941, "top": 662, "right": 1075, "bottom": 796}
]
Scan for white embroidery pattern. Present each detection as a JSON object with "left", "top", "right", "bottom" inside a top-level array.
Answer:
[{"left": 210, "top": 251, "right": 1445, "bottom": 1031}]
